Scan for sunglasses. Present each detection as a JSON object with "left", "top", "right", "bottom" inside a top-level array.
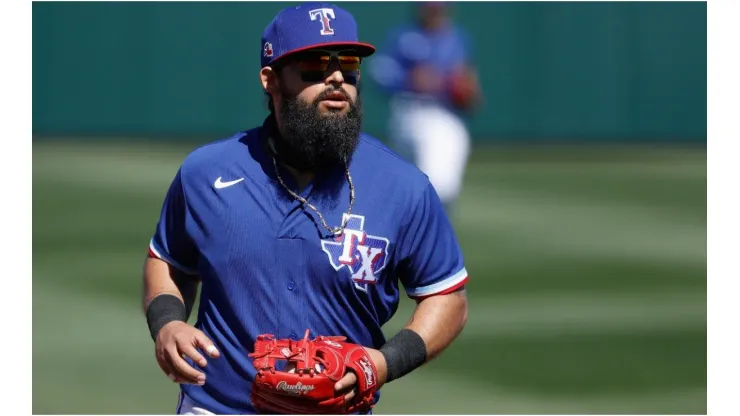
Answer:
[{"left": 288, "top": 49, "right": 362, "bottom": 84}]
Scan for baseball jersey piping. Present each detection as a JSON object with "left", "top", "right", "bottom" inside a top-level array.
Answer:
[
  {"left": 405, "top": 266, "right": 468, "bottom": 298},
  {"left": 148, "top": 238, "right": 199, "bottom": 275}
]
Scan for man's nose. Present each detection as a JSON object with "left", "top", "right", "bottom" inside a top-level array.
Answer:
[{"left": 325, "top": 60, "right": 344, "bottom": 85}]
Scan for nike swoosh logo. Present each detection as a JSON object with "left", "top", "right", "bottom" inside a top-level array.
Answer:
[{"left": 214, "top": 177, "right": 245, "bottom": 189}]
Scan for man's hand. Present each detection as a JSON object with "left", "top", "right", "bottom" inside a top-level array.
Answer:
[
  {"left": 154, "top": 321, "right": 220, "bottom": 385},
  {"left": 333, "top": 347, "right": 388, "bottom": 408}
]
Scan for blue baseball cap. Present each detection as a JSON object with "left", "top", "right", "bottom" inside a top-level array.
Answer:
[{"left": 260, "top": 2, "right": 376, "bottom": 68}]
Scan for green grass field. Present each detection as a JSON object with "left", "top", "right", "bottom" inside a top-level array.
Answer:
[{"left": 32, "top": 140, "right": 706, "bottom": 414}]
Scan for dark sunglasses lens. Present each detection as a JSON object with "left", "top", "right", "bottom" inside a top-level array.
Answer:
[
  {"left": 299, "top": 55, "right": 330, "bottom": 72},
  {"left": 300, "top": 72, "right": 358, "bottom": 85},
  {"left": 297, "top": 52, "right": 361, "bottom": 80},
  {"left": 342, "top": 73, "right": 359, "bottom": 85},
  {"left": 336, "top": 56, "right": 361, "bottom": 71},
  {"left": 300, "top": 71, "right": 327, "bottom": 83}
]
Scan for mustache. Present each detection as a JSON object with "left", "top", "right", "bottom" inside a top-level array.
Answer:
[{"left": 313, "top": 87, "right": 352, "bottom": 104}]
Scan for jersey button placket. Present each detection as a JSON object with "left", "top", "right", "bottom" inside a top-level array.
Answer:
[{"left": 287, "top": 280, "right": 297, "bottom": 340}]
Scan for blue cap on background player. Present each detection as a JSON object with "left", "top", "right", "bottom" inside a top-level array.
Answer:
[{"left": 261, "top": 2, "right": 376, "bottom": 68}]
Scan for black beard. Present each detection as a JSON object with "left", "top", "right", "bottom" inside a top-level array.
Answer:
[{"left": 274, "top": 85, "right": 363, "bottom": 171}]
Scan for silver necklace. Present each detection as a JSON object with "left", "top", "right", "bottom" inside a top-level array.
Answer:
[{"left": 269, "top": 139, "right": 355, "bottom": 236}]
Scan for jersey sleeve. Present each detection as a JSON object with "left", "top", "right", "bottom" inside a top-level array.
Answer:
[
  {"left": 395, "top": 182, "right": 468, "bottom": 299},
  {"left": 148, "top": 167, "right": 199, "bottom": 275}
]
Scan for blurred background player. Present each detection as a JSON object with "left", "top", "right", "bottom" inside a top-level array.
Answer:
[{"left": 368, "top": 1, "right": 482, "bottom": 216}]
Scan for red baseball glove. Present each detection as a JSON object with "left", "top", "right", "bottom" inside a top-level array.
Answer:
[
  {"left": 248, "top": 330, "right": 379, "bottom": 415},
  {"left": 447, "top": 69, "right": 481, "bottom": 110}
]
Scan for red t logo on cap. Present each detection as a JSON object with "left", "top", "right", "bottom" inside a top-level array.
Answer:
[{"left": 309, "top": 8, "right": 335, "bottom": 36}]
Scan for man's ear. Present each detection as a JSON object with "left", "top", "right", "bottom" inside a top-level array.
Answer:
[{"left": 260, "top": 67, "right": 279, "bottom": 96}]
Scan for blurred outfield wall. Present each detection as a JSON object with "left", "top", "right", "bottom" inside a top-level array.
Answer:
[{"left": 32, "top": 1, "right": 706, "bottom": 142}]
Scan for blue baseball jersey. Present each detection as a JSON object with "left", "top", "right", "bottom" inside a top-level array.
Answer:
[
  {"left": 148, "top": 117, "right": 468, "bottom": 414},
  {"left": 368, "top": 22, "right": 475, "bottom": 106}
]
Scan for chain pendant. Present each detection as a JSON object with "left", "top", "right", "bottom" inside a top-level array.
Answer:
[{"left": 271, "top": 155, "right": 355, "bottom": 237}]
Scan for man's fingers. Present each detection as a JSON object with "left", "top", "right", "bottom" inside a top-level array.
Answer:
[
  {"left": 334, "top": 371, "right": 357, "bottom": 391},
  {"left": 153, "top": 324, "right": 215, "bottom": 385},
  {"left": 156, "top": 353, "right": 187, "bottom": 384},
  {"left": 178, "top": 341, "right": 208, "bottom": 368},
  {"left": 194, "top": 332, "right": 220, "bottom": 358},
  {"left": 165, "top": 346, "right": 206, "bottom": 385},
  {"left": 344, "top": 388, "right": 357, "bottom": 402}
]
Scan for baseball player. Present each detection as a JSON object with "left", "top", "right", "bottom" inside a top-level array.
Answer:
[
  {"left": 368, "top": 1, "right": 482, "bottom": 215},
  {"left": 142, "top": 3, "right": 469, "bottom": 414}
]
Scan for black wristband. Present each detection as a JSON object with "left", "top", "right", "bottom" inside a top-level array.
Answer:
[
  {"left": 379, "top": 329, "right": 427, "bottom": 383},
  {"left": 146, "top": 294, "right": 187, "bottom": 341}
]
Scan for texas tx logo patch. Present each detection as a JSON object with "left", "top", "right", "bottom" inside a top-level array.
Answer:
[{"left": 321, "top": 214, "right": 389, "bottom": 292}]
